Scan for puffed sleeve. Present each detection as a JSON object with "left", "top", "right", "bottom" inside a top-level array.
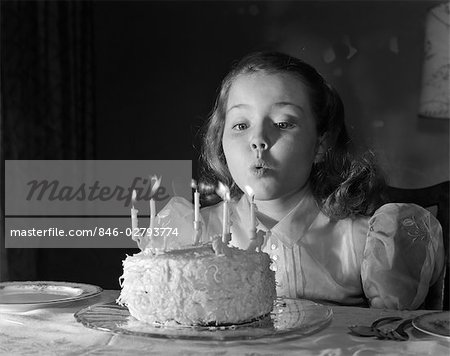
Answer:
[
  {"left": 361, "top": 203, "right": 444, "bottom": 310},
  {"left": 148, "top": 196, "right": 207, "bottom": 249}
]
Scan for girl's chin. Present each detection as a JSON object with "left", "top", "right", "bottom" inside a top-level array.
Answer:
[
  {"left": 240, "top": 185, "right": 285, "bottom": 201},
  {"left": 239, "top": 180, "right": 307, "bottom": 201},
  {"left": 253, "top": 192, "right": 285, "bottom": 201}
]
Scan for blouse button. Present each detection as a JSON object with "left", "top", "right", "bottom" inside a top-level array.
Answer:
[
  {"left": 272, "top": 255, "right": 278, "bottom": 261},
  {"left": 271, "top": 243, "right": 277, "bottom": 250},
  {"left": 270, "top": 263, "right": 277, "bottom": 272}
]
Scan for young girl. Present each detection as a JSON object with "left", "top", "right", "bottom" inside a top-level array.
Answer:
[{"left": 156, "top": 51, "right": 444, "bottom": 310}]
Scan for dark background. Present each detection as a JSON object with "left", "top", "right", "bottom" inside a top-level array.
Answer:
[
  {"left": 2, "top": 1, "right": 449, "bottom": 289},
  {"left": 94, "top": 1, "right": 449, "bottom": 187}
]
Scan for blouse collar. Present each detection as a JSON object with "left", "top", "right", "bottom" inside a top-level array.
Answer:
[{"left": 233, "top": 186, "right": 321, "bottom": 248}]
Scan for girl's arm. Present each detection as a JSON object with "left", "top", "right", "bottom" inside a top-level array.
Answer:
[{"left": 361, "top": 203, "right": 444, "bottom": 310}]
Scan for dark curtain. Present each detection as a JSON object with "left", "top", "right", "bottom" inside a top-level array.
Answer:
[{"left": 1, "top": 1, "right": 95, "bottom": 281}]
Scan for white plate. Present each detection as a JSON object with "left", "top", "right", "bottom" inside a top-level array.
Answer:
[
  {"left": 75, "top": 298, "right": 333, "bottom": 341},
  {"left": 0, "top": 281, "right": 103, "bottom": 312},
  {"left": 412, "top": 311, "right": 450, "bottom": 339}
]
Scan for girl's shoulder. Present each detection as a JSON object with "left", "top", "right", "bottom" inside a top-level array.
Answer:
[
  {"left": 352, "top": 202, "right": 441, "bottom": 233},
  {"left": 350, "top": 202, "right": 443, "bottom": 249},
  {"left": 368, "top": 202, "right": 442, "bottom": 239}
]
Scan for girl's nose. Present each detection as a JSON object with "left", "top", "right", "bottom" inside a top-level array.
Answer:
[
  {"left": 251, "top": 141, "right": 268, "bottom": 151},
  {"left": 250, "top": 127, "right": 270, "bottom": 154}
]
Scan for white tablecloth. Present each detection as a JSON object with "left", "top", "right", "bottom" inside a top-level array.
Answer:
[{"left": 0, "top": 290, "right": 449, "bottom": 355}]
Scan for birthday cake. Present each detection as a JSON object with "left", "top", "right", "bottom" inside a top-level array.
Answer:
[{"left": 117, "top": 241, "right": 276, "bottom": 326}]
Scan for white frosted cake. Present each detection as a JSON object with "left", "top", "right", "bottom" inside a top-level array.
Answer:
[{"left": 117, "top": 242, "right": 276, "bottom": 326}]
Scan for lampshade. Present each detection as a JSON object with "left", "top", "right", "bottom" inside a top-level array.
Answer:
[{"left": 418, "top": 2, "right": 450, "bottom": 119}]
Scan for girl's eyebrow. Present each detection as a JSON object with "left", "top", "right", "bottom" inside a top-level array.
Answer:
[
  {"left": 227, "top": 102, "right": 304, "bottom": 114},
  {"left": 272, "top": 102, "right": 304, "bottom": 113},
  {"left": 226, "top": 103, "right": 250, "bottom": 114}
]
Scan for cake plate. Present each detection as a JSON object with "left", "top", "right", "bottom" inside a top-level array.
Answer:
[
  {"left": 0, "top": 281, "right": 102, "bottom": 312},
  {"left": 74, "top": 298, "right": 333, "bottom": 341}
]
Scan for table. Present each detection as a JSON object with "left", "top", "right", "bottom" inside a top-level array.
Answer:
[{"left": 0, "top": 290, "right": 449, "bottom": 355}]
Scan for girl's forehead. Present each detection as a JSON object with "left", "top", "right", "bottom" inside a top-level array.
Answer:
[
  {"left": 230, "top": 71, "right": 307, "bottom": 92},
  {"left": 226, "top": 72, "right": 310, "bottom": 106}
]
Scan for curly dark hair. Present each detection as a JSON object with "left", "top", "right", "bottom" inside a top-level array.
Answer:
[{"left": 200, "top": 51, "right": 385, "bottom": 219}]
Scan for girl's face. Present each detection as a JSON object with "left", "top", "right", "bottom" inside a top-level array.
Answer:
[{"left": 222, "top": 72, "right": 321, "bottom": 201}]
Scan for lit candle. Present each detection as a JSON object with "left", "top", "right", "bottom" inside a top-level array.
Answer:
[
  {"left": 131, "top": 190, "right": 139, "bottom": 241},
  {"left": 163, "top": 234, "right": 168, "bottom": 251},
  {"left": 131, "top": 190, "right": 138, "bottom": 228},
  {"left": 149, "top": 199, "right": 156, "bottom": 229},
  {"left": 217, "top": 182, "right": 231, "bottom": 240},
  {"left": 191, "top": 179, "right": 202, "bottom": 245},
  {"left": 223, "top": 199, "right": 229, "bottom": 236},
  {"left": 245, "top": 185, "right": 257, "bottom": 233},
  {"left": 149, "top": 175, "right": 162, "bottom": 231},
  {"left": 249, "top": 196, "right": 255, "bottom": 231},
  {"left": 191, "top": 179, "right": 200, "bottom": 223}
]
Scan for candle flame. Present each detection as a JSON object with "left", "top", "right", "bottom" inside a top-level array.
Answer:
[
  {"left": 132, "top": 189, "right": 137, "bottom": 208},
  {"left": 216, "top": 182, "right": 230, "bottom": 201},
  {"left": 191, "top": 179, "right": 198, "bottom": 190},
  {"left": 150, "top": 175, "right": 162, "bottom": 195},
  {"left": 244, "top": 185, "right": 254, "bottom": 200},
  {"left": 198, "top": 182, "right": 215, "bottom": 194}
]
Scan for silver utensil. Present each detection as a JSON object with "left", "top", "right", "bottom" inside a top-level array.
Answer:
[{"left": 349, "top": 316, "right": 412, "bottom": 341}]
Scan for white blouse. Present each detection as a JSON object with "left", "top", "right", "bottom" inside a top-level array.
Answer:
[{"left": 152, "top": 192, "right": 444, "bottom": 310}]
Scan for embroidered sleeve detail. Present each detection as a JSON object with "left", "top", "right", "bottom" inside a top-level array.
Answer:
[{"left": 361, "top": 203, "right": 444, "bottom": 310}]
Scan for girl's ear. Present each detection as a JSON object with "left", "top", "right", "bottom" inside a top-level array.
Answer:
[{"left": 314, "top": 134, "right": 328, "bottom": 163}]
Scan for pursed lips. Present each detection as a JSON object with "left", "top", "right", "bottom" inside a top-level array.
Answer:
[{"left": 249, "top": 159, "right": 273, "bottom": 176}]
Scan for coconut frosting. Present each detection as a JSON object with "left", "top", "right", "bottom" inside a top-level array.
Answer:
[{"left": 117, "top": 243, "right": 276, "bottom": 326}]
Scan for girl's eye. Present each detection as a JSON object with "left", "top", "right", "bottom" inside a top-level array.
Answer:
[
  {"left": 232, "top": 123, "right": 248, "bottom": 131},
  {"left": 275, "top": 122, "right": 295, "bottom": 129}
]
